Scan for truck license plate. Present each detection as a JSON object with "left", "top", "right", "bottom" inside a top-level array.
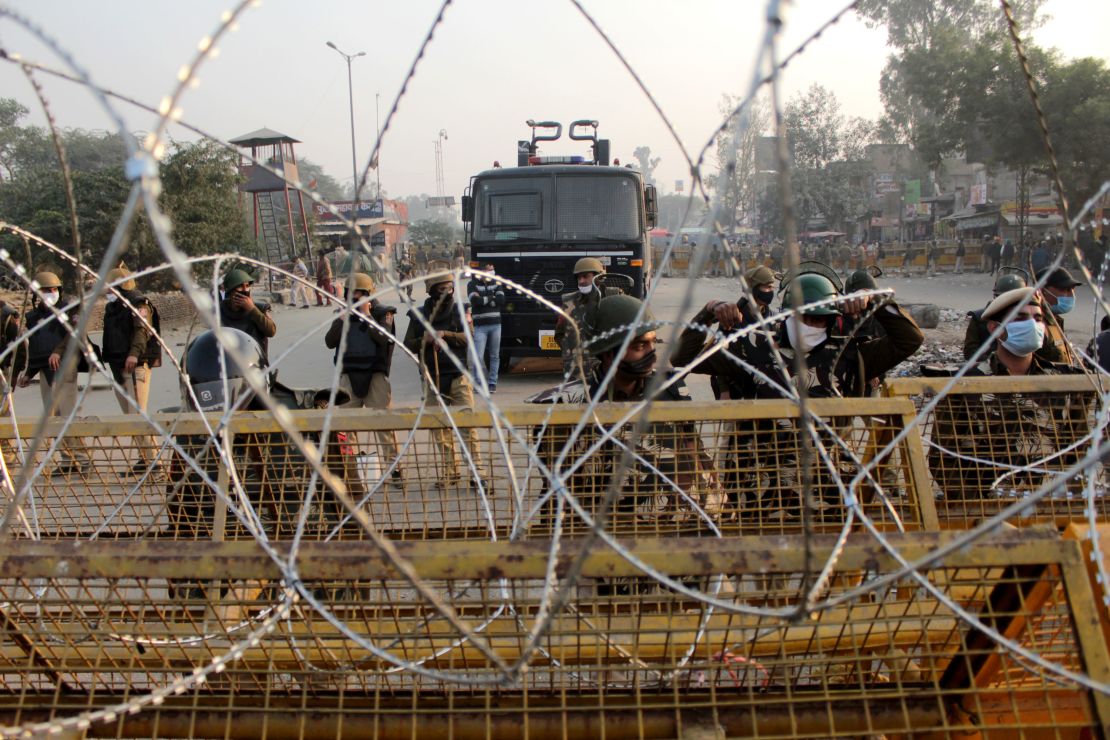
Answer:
[{"left": 539, "top": 331, "right": 560, "bottom": 350}]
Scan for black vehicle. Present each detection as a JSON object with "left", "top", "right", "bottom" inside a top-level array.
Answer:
[{"left": 461, "top": 120, "right": 657, "bottom": 366}]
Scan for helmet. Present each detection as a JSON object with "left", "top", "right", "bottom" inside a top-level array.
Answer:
[
  {"left": 183, "top": 328, "right": 264, "bottom": 412},
  {"left": 573, "top": 257, "right": 605, "bottom": 276},
  {"left": 425, "top": 274, "right": 452, "bottom": 292},
  {"left": 744, "top": 265, "right": 775, "bottom": 289},
  {"left": 349, "top": 272, "right": 375, "bottom": 293},
  {"left": 222, "top": 269, "right": 254, "bottom": 291},
  {"left": 780, "top": 273, "right": 841, "bottom": 316},
  {"left": 993, "top": 273, "right": 1027, "bottom": 296},
  {"left": 844, "top": 269, "right": 877, "bottom": 293},
  {"left": 585, "top": 295, "right": 657, "bottom": 356},
  {"left": 106, "top": 267, "right": 137, "bottom": 291},
  {"left": 34, "top": 271, "right": 62, "bottom": 289}
]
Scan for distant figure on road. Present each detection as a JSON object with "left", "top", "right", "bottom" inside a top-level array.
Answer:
[
  {"left": 315, "top": 250, "right": 335, "bottom": 307},
  {"left": 467, "top": 264, "right": 505, "bottom": 392},
  {"left": 219, "top": 269, "right": 277, "bottom": 367},
  {"left": 102, "top": 266, "right": 162, "bottom": 475},
  {"left": 17, "top": 271, "right": 91, "bottom": 477},
  {"left": 325, "top": 272, "right": 403, "bottom": 486},
  {"left": 290, "top": 255, "right": 310, "bottom": 308}
]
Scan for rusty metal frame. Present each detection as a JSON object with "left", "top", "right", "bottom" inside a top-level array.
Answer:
[
  {"left": 0, "top": 398, "right": 926, "bottom": 437},
  {"left": 0, "top": 530, "right": 1072, "bottom": 580},
  {"left": 0, "top": 397, "right": 939, "bottom": 540},
  {"left": 885, "top": 374, "right": 1109, "bottom": 398},
  {"left": 0, "top": 532, "right": 1105, "bottom": 738}
]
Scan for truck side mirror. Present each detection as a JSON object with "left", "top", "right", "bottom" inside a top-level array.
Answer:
[
  {"left": 644, "top": 184, "right": 658, "bottom": 229},
  {"left": 461, "top": 194, "right": 474, "bottom": 223}
]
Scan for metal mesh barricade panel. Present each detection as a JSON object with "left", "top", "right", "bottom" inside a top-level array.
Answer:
[
  {"left": 0, "top": 534, "right": 1104, "bottom": 738},
  {"left": 0, "top": 399, "right": 935, "bottom": 541},
  {"left": 886, "top": 376, "right": 1108, "bottom": 529}
]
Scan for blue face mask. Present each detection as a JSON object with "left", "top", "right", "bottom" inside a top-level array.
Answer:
[
  {"left": 1050, "top": 295, "right": 1075, "bottom": 315},
  {"left": 1001, "top": 318, "right": 1045, "bottom": 357}
]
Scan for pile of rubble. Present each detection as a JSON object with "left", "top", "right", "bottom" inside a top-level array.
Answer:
[{"left": 889, "top": 340, "right": 965, "bottom": 377}]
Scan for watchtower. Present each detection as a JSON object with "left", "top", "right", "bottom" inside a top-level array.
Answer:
[{"left": 230, "top": 128, "right": 313, "bottom": 288}]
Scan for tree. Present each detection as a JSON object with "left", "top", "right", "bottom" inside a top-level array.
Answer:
[
  {"left": 407, "top": 218, "right": 462, "bottom": 245},
  {"left": 783, "top": 85, "right": 875, "bottom": 234},
  {"left": 0, "top": 98, "right": 29, "bottom": 182},
  {"left": 857, "top": 0, "right": 1045, "bottom": 187},
  {"left": 155, "top": 139, "right": 251, "bottom": 288},
  {"left": 1042, "top": 56, "right": 1110, "bottom": 214},
  {"left": 297, "top": 158, "right": 348, "bottom": 202},
  {"left": 0, "top": 104, "right": 251, "bottom": 290},
  {"left": 712, "top": 95, "right": 770, "bottom": 233},
  {"left": 632, "top": 146, "right": 661, "bottom": 187},
  {"left": 656, "top": 193, "right": 707, "bottom": 236}
]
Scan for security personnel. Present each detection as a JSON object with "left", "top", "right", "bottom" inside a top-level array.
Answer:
[
  {"left": 930, "top": 289, "right": 1071, "bottom": 501},
  {"left": 403, "top": 273, "right": 483, "bottom": 488},
  {"left": 219, "top": 269, "right": 277, "bottom": 366},
  {"left": 16, "top": 271, "right": 91, "bottom": 476},
  {"left": 678, "top": 272, "right": 923, "bottom": 399},
  {"left": 554, "top": 257, "right": 621, "bottom": 378},
  {"left": 673, "top": 264, "right": 777, "bottom": 400},
  {"left": 325, "top": 272, "right": 403, "bottom": 484},
  {"left": 966, "top": 288, "right": 1057, "bottom": 377},
  {"left": 530, "top": 295, "right": 722, "bottom": 526},
  {"left": 0, "top": 300, "right": 19, "bottom": 471},
  {"left": 1035, "top": 266, "right": 1082, "bottom": 366},
  {"left": 962, "top": 271, "right": 1065, "bottom": 363},
  {"left": 102, "top": 266, "right": 162, "bottom": 474}
]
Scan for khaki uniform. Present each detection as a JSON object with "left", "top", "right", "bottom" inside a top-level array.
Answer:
[
  {"left": 962, "top": 307, "right": 1067, "bottom": 363},
  {"left": 403, "top": 294, "right": 483, "bottom": 483},
  {"left": 930, "top": 352, "right": 1078, "bottom": 500}
]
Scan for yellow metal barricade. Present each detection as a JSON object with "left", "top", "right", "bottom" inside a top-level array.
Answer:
[
  {"left": 0, "top": 398, "right": 936, "bottom": 540},
  {"left": 886, "top": 375, "right": 1108, "bottom": 529},
  {"left": 0, "top": 533, "right": 1104, "bottom": 738}
]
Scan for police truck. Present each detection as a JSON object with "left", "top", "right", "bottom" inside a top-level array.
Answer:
[{"left": 460, "top": 120, "right": 658, "bottom": 367}]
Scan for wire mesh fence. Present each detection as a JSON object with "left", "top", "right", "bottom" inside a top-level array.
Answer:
[
  {"left": 0, "top": 0, "right": 1109, "bottom": 736},
  {"left": 0, "top": 399, "right": 935, "bottom": 541},
  {"left": 886, "top": 375, "right": 1109, "bottom": 529},
  {"left": 0, "top": 534, "right": 1104, "bottom": 738}
]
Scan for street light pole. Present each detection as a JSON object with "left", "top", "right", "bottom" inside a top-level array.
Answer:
[
  {"left": 326, "top": 41, "right": 365, "bottom": 201},
  {"left": 375, "top": 92, "right": 381, "bottom": 199}
]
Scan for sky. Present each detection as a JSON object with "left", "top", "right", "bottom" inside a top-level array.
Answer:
[{"left": 0, "top": 0, "right": 1106, "bottom": 201}]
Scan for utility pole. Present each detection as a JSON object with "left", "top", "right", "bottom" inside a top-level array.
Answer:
[
  {"left": 434, "top": 129, "right": 448, "bottom": 200},
  {"left": 325, "top": 41, "right": 365, "bottom": 201},
  {"left": 375, "top": 92, "right": 382, "bottom": 199}
]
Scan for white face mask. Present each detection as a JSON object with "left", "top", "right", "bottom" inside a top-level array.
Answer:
[
  {"left": 786, "top": 316, "right": 827, "bottom": 353},
  {"left": 43, "top": 292, "right": 60, "bottom": 307},
  {"left": 106, "top": 293, "right": 118, "bottom": 303},
  {"left": 578, "top": 284, "right": 593, "bottom": 295}
]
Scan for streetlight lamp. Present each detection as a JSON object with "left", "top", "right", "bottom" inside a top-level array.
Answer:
[{"left": 325, "top": 41, "right": 365, "bottom": 201}]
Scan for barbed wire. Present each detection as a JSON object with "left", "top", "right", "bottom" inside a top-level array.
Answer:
[{"left": 0, "top": 0, "right": 1105, "bottom": 734}]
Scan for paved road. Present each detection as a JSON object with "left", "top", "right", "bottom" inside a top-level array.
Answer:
[{"left": 9, "top": 270, "right": 1102, "bottom": 417}]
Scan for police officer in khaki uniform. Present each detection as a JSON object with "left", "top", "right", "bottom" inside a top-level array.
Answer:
[
  {"left": 403, "top": 274, "right": 484, "bottom": 489},
  {"left": 554, "top": 257, "right": 621, "bottom": 378},
  {"left": 967, "top": 288, "right": 1058, "bottom": 377},
  {"left": 17, "top": 271, "right": 91, "bottom": 476},
  {"left": 325, "top": 273, "right": 403, "bottom": 484},
  {"left": 102, "top": 266, "right": 161, "bottom": 474}
]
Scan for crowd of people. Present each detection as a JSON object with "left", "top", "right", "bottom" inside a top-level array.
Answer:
[{"left": 2, "top": 247, "right": 1092, "bottom": 511}]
